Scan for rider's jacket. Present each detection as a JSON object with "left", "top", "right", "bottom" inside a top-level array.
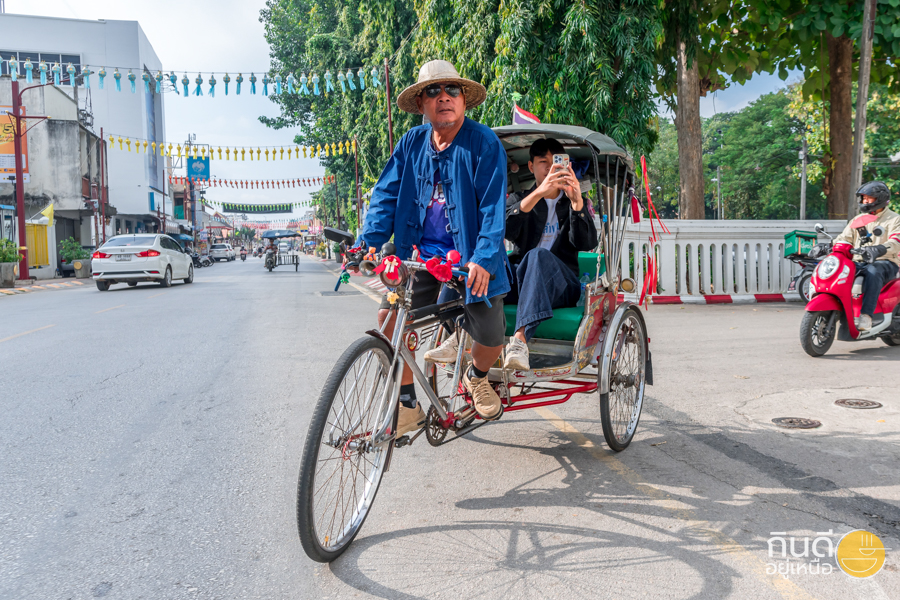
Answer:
[
  {"left": 834, "top": 207, "right": 900, "bottom": 267},
  {"left": 360, "top": 117, "right": 510, "bottom": 303}
]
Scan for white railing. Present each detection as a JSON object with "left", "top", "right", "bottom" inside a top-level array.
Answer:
[{"left": 616, "top": 220, "right": 846, "bottom": 299}]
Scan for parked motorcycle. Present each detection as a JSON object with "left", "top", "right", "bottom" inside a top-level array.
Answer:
[
  {"left": 800, "top": 221, "right": 900, "bottom": 356},
  {"left": 265, "top": 248, "right": 276, "bottom": 272},
  {"left": 788, "top": 234, "right": 833, "bottom": 303}
]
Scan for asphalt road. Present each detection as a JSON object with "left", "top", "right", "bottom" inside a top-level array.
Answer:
[{"left": 1, "top": 255, "right": 899, "bottom": 600}]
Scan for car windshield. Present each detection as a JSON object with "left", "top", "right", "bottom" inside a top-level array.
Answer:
[
  {"left": 102, "top": 236, "right": 157, "bottom": 247},
  {"left": 211, "top": 244, "right": 226, "bottom": 249}
]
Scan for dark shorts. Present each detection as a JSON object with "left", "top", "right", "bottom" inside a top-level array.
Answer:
[{"left": 379, "top": 271, "right": 506, "bottom": 347}]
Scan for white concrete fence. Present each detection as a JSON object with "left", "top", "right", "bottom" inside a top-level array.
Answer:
[{"left": 616, "top": 220, "right": 847, "bottom": 302}]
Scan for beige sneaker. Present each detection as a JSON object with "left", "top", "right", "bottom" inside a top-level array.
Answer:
[
  {"left": 857, "top": 314, "right": 873, "bottom": 331},
  {"left": 396, "top": 404, "right": 426, "bottom": 436},
  {"left": 424, "top": 331, "right": 470, "bottom": 363},
  {"left": 463, "top": 370, "right": 502, "bottom": 421},
  {"left": 504, "top": 337, "right": 530, "bottom": 371}
]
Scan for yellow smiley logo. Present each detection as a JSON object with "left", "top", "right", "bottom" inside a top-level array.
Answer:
[{"left": 836, "top": 530, "right": 886, "bottom": 578}]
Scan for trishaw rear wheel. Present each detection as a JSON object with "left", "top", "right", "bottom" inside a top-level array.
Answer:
[
  {"left": 297, "top": 335, "right": 393, "bottom": 562},
  {"left": 600, "top": 307, "right": 647, "bottom": 452}
]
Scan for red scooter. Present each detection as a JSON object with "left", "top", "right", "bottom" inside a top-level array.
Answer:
[{"left": 801, "top": 219, "right": 900, "bottom": 356}]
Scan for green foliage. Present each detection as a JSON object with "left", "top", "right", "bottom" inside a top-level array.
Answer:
[
  {"left": 643, "top": 119, "right": 680, "bottom": 218},
  {"left": 58, "top": 237, "right": 90, "bottom": 262},
  {"left": 237, "top": 226, "right": 258, "bottom": 240},
  {"left": 417, "top": 0, "right": 662, "bottom": 156},
  {"left": 648, "top": 88, "right": 838, "bottom": 220},
  {"left": 260, "top": 0, "right": 421, "bottom": 228},
  {"left": 764, "top": 0, "right": 900, "bottom": 99},
  {"left": 0, "top": 238, "right": 23, "bottom": 263}
]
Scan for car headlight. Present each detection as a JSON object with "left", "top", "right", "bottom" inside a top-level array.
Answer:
[{"left": 816, "top": 255, "right": 839, "bottom": 280}]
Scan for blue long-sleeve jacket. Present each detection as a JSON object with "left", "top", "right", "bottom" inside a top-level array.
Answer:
[{"left": 360, "top": 117, "right": 510, "bottom": 303}]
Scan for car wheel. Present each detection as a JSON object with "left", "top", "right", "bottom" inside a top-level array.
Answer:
[
  {"left": 96, "top": 280, "right": 110, "bottom": 291},
  {"left": 184, "top": 265, "right": 194, "bottom": 284},
  {"left": 160, "top": 267, "right": 172, "bottom": 288},
  {"left": 127, "top": 282, "right": 138, "bottom": 287}
]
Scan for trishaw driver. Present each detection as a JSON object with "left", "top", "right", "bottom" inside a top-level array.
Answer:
[{"left": 353, "top": 60, "right": 510, "bottom": 436}]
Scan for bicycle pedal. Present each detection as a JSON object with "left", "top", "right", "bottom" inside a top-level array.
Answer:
[{"left": 394, "top": 435, "right": 411, "bottom": 448}]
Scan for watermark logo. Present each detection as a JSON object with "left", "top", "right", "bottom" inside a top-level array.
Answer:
[
  {"left": 835, "top": 530, "right": 886, "bottom": 579},
  {"left": 766, "top": 529, "right": 888, "bottom": 579}
]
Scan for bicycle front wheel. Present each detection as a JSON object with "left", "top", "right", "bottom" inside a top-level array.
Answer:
[{"left": 297, "top": 335, "right": 394, "bottom": 562}]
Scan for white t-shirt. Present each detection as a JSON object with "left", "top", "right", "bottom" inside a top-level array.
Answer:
[{"left": 538, "top": 192, "right": 563, "bottom": 250}]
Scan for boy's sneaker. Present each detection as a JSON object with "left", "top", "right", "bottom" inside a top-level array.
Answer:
[
  {"left": 424, "top": 332, "right": 470, "bottom": 363},
  {"left": 504, "top": 337, "right": 530, "bottom": 371},
  {"left": 857, "top": 314, "right": 873, "bottom": 331}
]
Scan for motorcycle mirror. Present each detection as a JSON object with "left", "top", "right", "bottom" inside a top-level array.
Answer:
[
  {"left": 814, "top": 223, "right": 825, "bottom": 233},
  {"left": 873, "top": 225, "right": 885, "bottom": 237}
]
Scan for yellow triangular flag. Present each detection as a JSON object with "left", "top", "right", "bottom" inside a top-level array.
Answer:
[{"left": 40, "top": 203, "right": 54, "bottom": 226}]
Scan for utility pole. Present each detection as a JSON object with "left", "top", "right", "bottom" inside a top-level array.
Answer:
[
  {"left": 716, "top": 165, "right": 722, "bottom": 219},
  {"left": 334, "top": 174, "right": 340, "bottom": 230},
  {"left": 849, "top": 0, "right": 877, "bottom": 217},
  {"left": 800, "top": 137, "right": 808, "bottom": 220},
  {"left": 10, "top": 79, "right": 52, "bottom": 279},
  {"left": 353, "top": 137, "right": 361, "bottom": 235},
  {"left": 384, "top": 59, "right": 394, "bottom": 153},
  {"left": 99, "top": 128, "right": 107, "bottom": 243}
]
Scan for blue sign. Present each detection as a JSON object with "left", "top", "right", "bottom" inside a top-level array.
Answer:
[{"left": 187, "top": 156, "right": 210, "bottom": 180}]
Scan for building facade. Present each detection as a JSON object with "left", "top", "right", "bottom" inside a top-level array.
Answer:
[{"left": 0, "top": 14, "right": 167, "bottom": 240}]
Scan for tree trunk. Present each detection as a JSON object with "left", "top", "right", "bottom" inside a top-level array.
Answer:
[
  {"left": 826, "top": 32, "right": 853, "bottom": 220},
  {"left": 674, "top": 36, "right": 704, "bottom": 219}
]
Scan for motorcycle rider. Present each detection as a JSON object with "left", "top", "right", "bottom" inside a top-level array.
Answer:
[{"left": 833, "top": 181, "right": 900, "bottom": 331}]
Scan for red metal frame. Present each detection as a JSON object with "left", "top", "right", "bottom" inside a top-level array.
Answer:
[{"left": 501, "top": 379, "right": 598, "bottom": 412}]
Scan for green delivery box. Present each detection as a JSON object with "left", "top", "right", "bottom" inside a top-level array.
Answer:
[{"left": 784, "top": 230, "right": 817, "bottom": 257}]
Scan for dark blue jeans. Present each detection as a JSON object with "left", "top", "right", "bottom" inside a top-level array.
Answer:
[
  {"left": 509, "top": 248, "right": 582, "bottom": 341},
  {"left": 856, "top": 260, "right": 899, "bottom": 316}
]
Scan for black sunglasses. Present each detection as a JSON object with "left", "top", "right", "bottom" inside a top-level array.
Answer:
[{"left": 423, "top": 84, "right": 462, "bottom": 98}]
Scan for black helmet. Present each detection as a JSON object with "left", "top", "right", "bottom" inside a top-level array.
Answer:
[{"left": 856, "top": 180, "right": 890, "bottom": 214}]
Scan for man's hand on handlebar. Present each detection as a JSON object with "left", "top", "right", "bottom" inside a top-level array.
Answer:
[{"left": 464, "top": 262, "right": 491, "bottom": 298}]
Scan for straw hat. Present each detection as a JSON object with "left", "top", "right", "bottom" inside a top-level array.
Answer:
[{"left": 397, "top": 60, "right": 487, "bottom": 115}]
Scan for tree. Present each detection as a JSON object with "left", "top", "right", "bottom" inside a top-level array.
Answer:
[
  {"left": 763, "top": 0, "right": 900, "bottom": 218},
  {"left": 416, "top": 0, "right": 662, "bottom": 157},
  {"left": 655, "top": 0, "right": 790, "bottom": 219}
]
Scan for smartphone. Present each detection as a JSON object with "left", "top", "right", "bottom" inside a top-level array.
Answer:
[{"left": 552, "top": 153, "right": 570, "bottom": 169}]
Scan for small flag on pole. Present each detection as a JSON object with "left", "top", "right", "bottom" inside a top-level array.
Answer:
[{"left": 512, "top": 104, "right": 540, "bottom": 125}]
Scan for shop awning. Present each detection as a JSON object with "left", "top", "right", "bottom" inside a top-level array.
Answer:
[{"left": 173, "top": 234, "right": 193, "bottom": 241}]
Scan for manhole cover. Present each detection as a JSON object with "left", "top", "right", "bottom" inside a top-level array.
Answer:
[
  {"left": 772, "top": 417, "right": 822, "bottom": 429},
  {"left": 835, "top": 399, "right": 882, "bottom": 409},
  {"left": 320, "top": 291, "right": 361, "bottom": 296}
]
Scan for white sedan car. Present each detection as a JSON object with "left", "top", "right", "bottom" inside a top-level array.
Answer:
[{"left": 91, "top": 234, "right": 194, "bottom": 291}]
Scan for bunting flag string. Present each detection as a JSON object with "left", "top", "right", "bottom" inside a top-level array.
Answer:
[
  {"left": 2, "top": 58, "right": 383, "bottom": 97},
  {"left": 168, "top": 175, "right": 335, "bottom": 189},
  {"left": 109, "top": 136, "right": 355, "bottom": 160}
]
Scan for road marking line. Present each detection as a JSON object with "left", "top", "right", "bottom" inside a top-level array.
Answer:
[
  {"left": 0, "top": 324, "right": 56, "bottom": 343},
  {"left": 148, "top": 292, "right": 167, "bottom": 298},
  {"left": 95, "top": 304, "right": 125, "bottom": 314},
  {"left": 72, "top": 281, "right": 84, "bottom": 285},
  {"left": 533, "top": 407, "right": 816, "bottom": 600},
  {"left": 0, "top": 289, "right": 15, "bottom": 295},
  {"left": 28, "top": 286, "right": 44, "bottom": 290},
  {"left": 46, "top": 284, "right": 61, "bottom": 288}
]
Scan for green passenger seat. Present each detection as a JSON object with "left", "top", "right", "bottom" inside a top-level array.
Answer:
[{"left": 503, "top": 252, "right": 605, "bottom": 341}]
